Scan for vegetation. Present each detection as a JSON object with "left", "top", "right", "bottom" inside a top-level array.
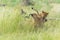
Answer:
[{"left": 0, "top": 0, "right": 60, "bottom": 40}]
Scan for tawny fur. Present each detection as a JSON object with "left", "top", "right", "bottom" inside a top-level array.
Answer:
[{"left": 30, "top": 8, "right": 48, "bottom": 28}]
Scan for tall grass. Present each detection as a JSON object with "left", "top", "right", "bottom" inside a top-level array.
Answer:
[{"left": 0, "top": 0, "right": 60, "bottom": 40}]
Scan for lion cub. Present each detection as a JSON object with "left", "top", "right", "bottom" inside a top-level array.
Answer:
[{"left": 30, "top": 8, "right": 48, "bottom": 28}]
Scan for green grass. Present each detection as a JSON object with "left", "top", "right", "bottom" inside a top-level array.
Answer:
[{"left": 0, "top": 0, "right": 60, "bottom": 40}]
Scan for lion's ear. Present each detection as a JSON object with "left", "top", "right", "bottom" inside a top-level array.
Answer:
[{"left": 42, "top": 11, "right": 48, "bottom": 14}]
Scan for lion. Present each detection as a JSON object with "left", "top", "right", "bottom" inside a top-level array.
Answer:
[{"left": 30, "top": 8, "right": 48, "bottom": 28}]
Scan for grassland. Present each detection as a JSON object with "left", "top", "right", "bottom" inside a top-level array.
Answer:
[{"left": 0, "top": 0, "right": 60, "bottom": 40}]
